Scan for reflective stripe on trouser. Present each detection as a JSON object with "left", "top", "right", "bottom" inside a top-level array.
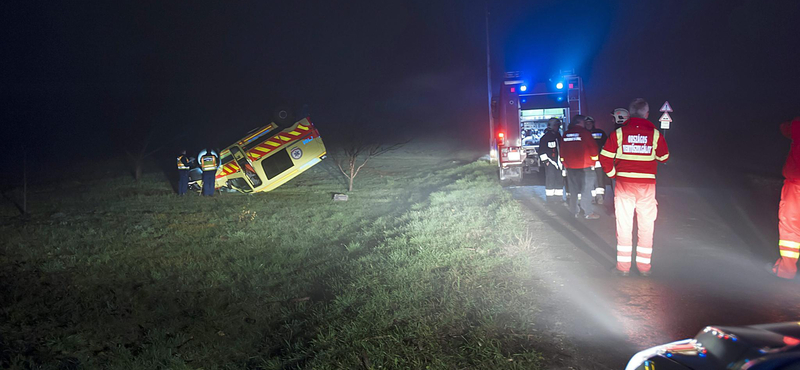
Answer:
[
  {"left": 617, "top": 245, "right": 633, "bottom": 271},
  {"left": 594, "top": 167, "right": 606, "bottom": 196},
  {"left": 545, "top": 164, "right": 563, "bottom": 195},
  {"left": 614, "top": 181, "right": 657, "bottom": 272},
  {"left": 773, "top": 180, "right": 800, "bottom": 279}
]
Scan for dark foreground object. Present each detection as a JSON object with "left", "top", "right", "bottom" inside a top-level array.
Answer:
[{"left": 627, "top": 322, "right": 800, "bottom": 370}]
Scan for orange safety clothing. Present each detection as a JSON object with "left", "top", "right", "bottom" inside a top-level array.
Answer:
[
  {"left": 600, "top": 117, "right": 669, "bottom": 184},
  {"left": 560, "top": 125, "right": 599, "bottom": 169},
  {"left": 781, "top": 118, "right": 800, "bottom": 180},
  {"left": 773, "top": 118, "right": 800, "bottom": 279},
  {"left": 614, "top": 181, "right": 657, "bottom": 273}
]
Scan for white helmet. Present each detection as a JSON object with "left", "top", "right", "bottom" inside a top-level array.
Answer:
[{"left": 612, "top": 108, "right": 630, "bottom": 125}]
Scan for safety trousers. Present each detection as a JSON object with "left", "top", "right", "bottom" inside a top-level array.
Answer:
[
  {"left": 545, "top": 164, "right": 564, "bottom": 197},
  {"left": 614, "top": 181, "right": 658, "bottom": 273},
  {"left": 592, "top": 167, "right": 607, "bottom": 197},
  {"left": 202, "top": 170, "right": 216, "bottom": 196},
  {"left": 178, "top": 169, "right": 189, "bottom": 195},
  {"left": 773, "top": 180, "right": 800, "bottom": 279}
]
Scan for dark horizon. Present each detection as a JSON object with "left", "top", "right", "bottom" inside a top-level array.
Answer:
[{"left": 3, "top": 0, "right": 800, "bottom": 184}]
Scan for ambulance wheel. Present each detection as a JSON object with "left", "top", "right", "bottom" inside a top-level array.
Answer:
[{"left": 274, "top": 107, "right": 293, "bottom": 127}]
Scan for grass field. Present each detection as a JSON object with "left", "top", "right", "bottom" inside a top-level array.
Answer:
[{"left": 0, "top": 148, "right": 547, "bottom": 369}]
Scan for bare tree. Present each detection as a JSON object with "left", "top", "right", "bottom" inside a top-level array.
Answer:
[
  {"left": 125, "top": 130, "right": 158, "bottom": 182},
  {"left": 333, "top": 141, "right": 407, "bottom": 192},
  {"left": 123, "top": 129, "right": 184, "bottom": 182}
]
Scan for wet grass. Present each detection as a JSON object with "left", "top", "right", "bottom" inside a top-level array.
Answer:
[{"left": 0, "top": 151, "right": 545, "bottom": 369}]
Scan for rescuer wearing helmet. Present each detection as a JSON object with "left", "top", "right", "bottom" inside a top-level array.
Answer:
[
  {"left": 772, "top": 117, "right": 800, "bottom": 279},
  {"left": 198, "top": 148, "right": 219, "bottom": 196},
  {"left": 600, "top": 99, "right": 669, "bottom": 276},
  {"left": 585, "top": 116, "right": 608, "bottom": 204},
  {"left": 560, "top": 115, "right": 600, "bottom": 219},
  {"left": 176, "top": 150, "right": 191, "bottom": 196},
  {"left": 538, "top": 118, "right": 564, "bottom": 201},
  {"left": 606, "top": 108, "right": 632, "bottom": 212},
  {"left": 612, "top": 108, "right": 630, "bottom": 130}
]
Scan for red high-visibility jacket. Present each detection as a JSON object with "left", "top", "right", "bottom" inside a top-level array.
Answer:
[
  {"left": 560, "top": 125, "right": 599, "bottom": 169},
  {"left": 600, "top": 117, "right": 669, "bottom": 184},
  {"left": 781, "top": 118, "right": 800, "bottom": 180}
]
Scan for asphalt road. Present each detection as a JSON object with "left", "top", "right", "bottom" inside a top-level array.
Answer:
[{"left": 508, "top": 162, "right": 800, "bottom": 369}]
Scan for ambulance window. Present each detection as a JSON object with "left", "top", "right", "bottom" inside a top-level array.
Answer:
[
  {"left": 227, "top": 178, "right": 252, "bottom": 192},
  {"left": 261, "top": 148, "right": 294, "bottom": 179}
]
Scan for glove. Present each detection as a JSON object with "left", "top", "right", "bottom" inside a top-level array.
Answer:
[
  {"left": 562, "top": 169, "right": 567, "bottom": 177},
  {"left": 595, "top": 161, "right": 601, "bottom": 168}
]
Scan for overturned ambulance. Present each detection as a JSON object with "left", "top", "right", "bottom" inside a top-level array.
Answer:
[{"left": 193, "top": 117, "right": 326, "bottom": 193}]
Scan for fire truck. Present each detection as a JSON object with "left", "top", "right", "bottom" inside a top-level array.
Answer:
[{"left": 491, "top": 70, "right": 585, "bottom": 185}]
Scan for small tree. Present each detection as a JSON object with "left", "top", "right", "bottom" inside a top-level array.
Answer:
[
  {"left": 125, "top": 130, "right": 158, "bottom": 182},
  {"left": 333, "top": 141, "right": 406, "bottom": 192}
]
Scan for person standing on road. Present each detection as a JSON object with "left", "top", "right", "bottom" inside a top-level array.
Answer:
[
  {"left": 560, "top": 115, "right": 600, "bottom": 219},
  {"left": 539, "top": 118, "right": 564, "bottom": 201},
  {"left": 600, "top": 99, "right": 669, "bottom": 276},
  {"left": 198, "top": 148, "right": 219, "bottom": 197},
  {"left": 176, "top": 150, "right": 191, "bottom": 196},
  {"left": 772, "top": 117, "right": 800, "bottom": 279},
  {"left": 585, "top": 116, "right": 608, "bottom": 204},
  {"left": 606, "top": 108, "right": 632, "bottom": 212}
]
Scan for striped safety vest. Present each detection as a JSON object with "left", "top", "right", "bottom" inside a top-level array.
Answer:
[
  {"left": 200, "top": 155, "right": 218, "bottom": 171},
  {"left": 177, "top": 155, "right": 189, "bottom": 170}
]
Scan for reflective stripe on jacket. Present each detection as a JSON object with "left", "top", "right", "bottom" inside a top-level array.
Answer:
[
  {"left": 177, "top": 155, "right": 190, "bottom": 170},
  {"left": 200, "top": 155, "right": 218, "bottom": 171},
  {"left": 538, "top": 129, "right": 561, "bottom": 165},
  {"left": 599, "top": 117, "right": 669, "bottom": 184},
  {"left": 781, "top": 118, "right": 800, "bottom": 180},
  {"left": 559, "top": 125, "right": 598, "bottom": 169}
]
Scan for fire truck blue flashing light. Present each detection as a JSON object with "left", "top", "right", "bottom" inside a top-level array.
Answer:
[
  {"left": 557, "top": 96, "right": 564, "bottom": 102},
  {"left": 520, "top": 85, "right": 527, "bottom": 92},
  {"left": 556, "top": 82, "right": 564, "bottom": 90}
]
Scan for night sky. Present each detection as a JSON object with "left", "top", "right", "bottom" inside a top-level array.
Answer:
[{"left": 2, "top": 0, "right": 799, "bottom": 183}]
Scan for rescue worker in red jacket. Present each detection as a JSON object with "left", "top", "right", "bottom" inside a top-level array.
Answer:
[
  {"left": 560, "top": 115, "right": 600, "bottom": 219},
  {"left": 585, "top": 116, "right": 608, "bottom": 204},
  {"left": 772, "top": 117, "right": 800, "bottom": 279},
  {"left": 539, "top": 118, "right": 564, "bottom": 201},
  {"left": 600, "top": 98, "right": 669, "bottom": 276}
]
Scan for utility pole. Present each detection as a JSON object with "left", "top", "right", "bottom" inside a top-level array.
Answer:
[
  {"left": 23, "top": 146, "right": 27, "bottom": 215},
  {"left": 485, "top": 4, "right": 496, "bottom": 162}
]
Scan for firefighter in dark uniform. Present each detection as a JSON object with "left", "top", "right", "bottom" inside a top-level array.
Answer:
[
  {"left": 198, "top": 148, "right": 219, "bottom": 196},
  {"left": 176, "top": 150, "right": 191, "bottom": 195},
  {"left": 538, "top": 118, "right": 563, "bottom": 201},
  {"left": 585, "top": 116, "right": 608, "bottom": 204}
]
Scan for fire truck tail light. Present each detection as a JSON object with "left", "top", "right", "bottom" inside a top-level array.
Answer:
[{"left": 498, "top": 132, "right": 505, "bottom": 146}]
